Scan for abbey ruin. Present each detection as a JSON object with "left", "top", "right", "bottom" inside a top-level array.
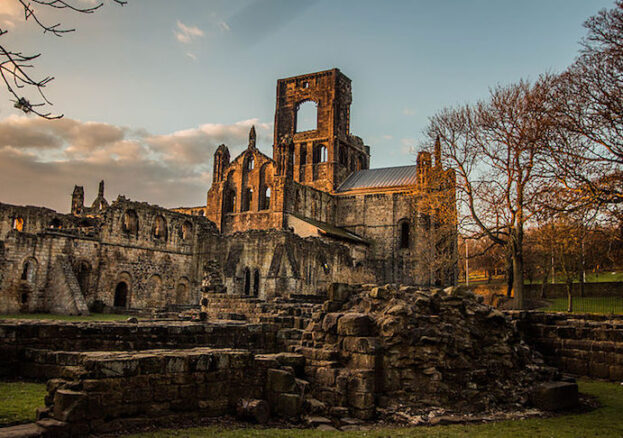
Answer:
[{"left": 0, "top": 69, "right": 457, "bottom": 315}]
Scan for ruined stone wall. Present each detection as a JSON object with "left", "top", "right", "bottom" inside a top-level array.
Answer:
[
  {"left": 0, "top": 199, "right": 218, "bottom": 314},
  {"left": 285, "top": 181, "right": 336, "bottom": 225},
  {"left": 510, "top": 311, "right": 623, "bottom": 381},
  {"left": 0, "top": 319, "right": 281, "bottom": 378},
  {"left": 37, "top": 349, "right": 306, "bottom": 435},
  {"left": 206, "top": 230, "right": 372, "bottom": 299}
]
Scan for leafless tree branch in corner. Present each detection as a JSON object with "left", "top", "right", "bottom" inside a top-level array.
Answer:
[{"left": 0, "top": 0, "right": 126, "bottom": 119}]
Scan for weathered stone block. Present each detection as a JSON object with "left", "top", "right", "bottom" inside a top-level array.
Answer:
[
  {"left": 337, "top": 314, "right": 374, "bottom": 337},
  {"left": 267, "top": 368, "right": 296, "bottom": 393},
  {"left": 274, "top": 393, "right": 301, "bottom": 417},
  {"left": 328, "top": 283, "right": 350, "bottom": 302},
  {"left": 342, "top": 337, "right": 380, "bottom": 354}
]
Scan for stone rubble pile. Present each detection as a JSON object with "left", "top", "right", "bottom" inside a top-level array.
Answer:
[{"left": 294, "top": 283, "right": 562, "bottom": 421}]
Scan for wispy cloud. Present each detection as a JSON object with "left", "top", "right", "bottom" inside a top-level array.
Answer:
[
  {"left": 402, "top": 107, "right": 416, "bottom": 116},
  {"left": 400, "top": 138, "right": 417, "bottom": 155},
  {"left": 0, "top": 2, "right": 22, "bottom": 28},
  {"left": 186, "top": 52, "right": 198, "bottom": 61},
  {"left": 0, "top": 116, "right": 272, "bottom": 212},
  {"left": 218, "top": 20, "right": 230, "bottom": 32},
  {"left": 174, "top": 20, "right": 205, "bottom": 44}
]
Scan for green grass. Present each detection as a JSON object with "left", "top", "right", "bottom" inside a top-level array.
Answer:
[
  {"left": 0, "top": 313, "right": 134, "bottom": 321},
  {"left": 0, "top": 381, "right": 46, "bottom": 426},
  {"left": 539, "top": 297, "right": 623, "bottom": 315},
  {"left": 124, "top": 380, "right": 623, "bottom": 437}
]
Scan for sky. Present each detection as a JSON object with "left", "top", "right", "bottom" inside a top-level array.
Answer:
[{"left": 0, "top": 0, "right": 614, "bottom": 212}]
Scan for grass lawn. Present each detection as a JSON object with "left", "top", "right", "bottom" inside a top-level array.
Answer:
[
  {"left": 0, "top": 381, "right": 47, "bottom": 426},
  {"left": 0, "top": 313, "right": 134, "bottom": 322},
  {"left": 539, "top": 297, "right": 623, "bottom": 315},
  {"left": 122, "top": 380, "right": 623, "bottom": 438}
]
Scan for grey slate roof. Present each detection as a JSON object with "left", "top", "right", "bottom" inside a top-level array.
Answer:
[{"left": 337, "top": 165, "right": 419, "bottom": 192}]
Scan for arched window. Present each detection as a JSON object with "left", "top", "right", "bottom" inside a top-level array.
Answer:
[
  {"left": 313, "top": 145, "right": 328, "bottom": 164},
  {"left": 153, "top": 215, "right": 167, "bottom": 240},
  {"left": 261, "top": 187, "right": 271, "bottom": 210},
  {"left": 176, "top": 282, "right": 188, "bottom": 304},
  {"left": 296, "top": 100, "right": 317, "bottom": 132},
  {"left": 242, "top": 188, "right": 253, "bottom": 212},
  {"left": 76, "top": 261, "right": 91, "bottom": 294},
  {"left": 114, "top": 282, "right": 128, "bottom": 307},
  {"left": 21, "top": 259, "right": 36, "bottom": 283},
  {"left": 253, "top": 269, "right": 260, "bottom": 297},
  {"left": 246, "top": 155, "right": 255, "bottom": 171},
  {"left": 12, "top": 217, "right": 24, "bottom": 232},
  {"left": 399, "top": 220, "right": 410, "bottom": 249},
  {"left": 299, "top": 143, "right": 307, "bottom": 166},
  {"left": 224, "top": 189, "right": 236, "bottom": 213},
  {"left": 243, "top": 268, "right": 251, "bottom": 295},
  {"left": 181, "top": 221, "right": 193, "bottom": 241},
  {"left": 49, "top": 218, "right": 62, "bottom": 229},
  {"left": 122, "top": 210, "right": 139, "bottom": 234}
]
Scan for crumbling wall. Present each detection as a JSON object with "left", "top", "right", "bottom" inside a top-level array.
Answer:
[
  {"left": 38, "top": 349, "right": 307, "bottom": 435},
  {"left": 294, "top": 284, "right": 558, "bottom": 420},
  {"left": 510, "top": 311, "right": 623, "bottom": 381}
]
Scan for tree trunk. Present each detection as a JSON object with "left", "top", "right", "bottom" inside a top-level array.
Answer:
[
  {"left": 566, "top": 282, "right": 573, "bottom": 313},
  {"left": 506, "top": 257, "right": 513, "bottom": 298},
  {"left": 512, "top": 251, "right": 525, "bottom": 310},
  {"left": 539, "top": 269, "right": 549, "bottom": 300}
]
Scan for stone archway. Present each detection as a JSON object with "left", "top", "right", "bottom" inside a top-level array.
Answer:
[{"left": 114, "top": 282, "right": 128, "bottom": 307}]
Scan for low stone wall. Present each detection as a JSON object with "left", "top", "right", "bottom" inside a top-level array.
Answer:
[
  {"left": 0, "top": 320, "right": 279, "bottom": 378},
  {"left": 36, "top": 348, "right": 306, "bottom": 436},
  {"left": 200, "top": 294, "right": 323, "bottom": 329},
  {"left": 510, "top": 311, "right": 623, "bottom": 381}
]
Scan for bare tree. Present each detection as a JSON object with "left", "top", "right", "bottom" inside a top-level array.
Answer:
[
  {"left": 426, "top": 77, "right": 558, "bottom": 309},
  {"left": 550, "top": 1, "right": 623, "bottom": 205},
  {"left": 0, "top": 0, "right": 126, "bottom": 119}
]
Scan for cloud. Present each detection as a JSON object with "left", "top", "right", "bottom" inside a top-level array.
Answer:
[
  {"left": 0, "top": 116, "right": 273, "bottom": 212},
  {"left": 400, "top": 138, "right": 417, "bottom": 155},
  {"left": 218, "top": 20, "right": 230, "bottom": 32},
  {"left": 174, "top": 20, "right": 205, "bottom": 44},
  {"left": 0, "top": 2, "right": 22, "bottom": 28},
  {"left": 186, "top": 52, "right": 198, "bottom": 61},
  {"left": 402, "top": 107, "right": 416, "bottom": 116}
]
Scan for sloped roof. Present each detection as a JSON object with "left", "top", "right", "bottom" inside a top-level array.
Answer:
[
  {"left": 290, "top": 213, "right": 368, "bottom": 245},
  {"left": 337, "top": 165, "right": 418, "bottom": 192}
]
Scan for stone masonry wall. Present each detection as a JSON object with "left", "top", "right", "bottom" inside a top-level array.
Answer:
[
  {"left": 0, "top": 320, "right": 280, "bottom": 378},
  {"left": 37, "top": 349, "right": 307, "bottom": 435},
  {"left": 510, "top": 311, "right": 623, "bottom": 381}
]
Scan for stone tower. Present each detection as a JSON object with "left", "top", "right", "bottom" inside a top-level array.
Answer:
[
  {"left": 273, "top": 68, "right": 370, "bottom": 192},
  {"left": 213, "top": 144, "right": 230, "bottom": 183},
  {"left": 71, "top": 185, "right": 84, "bottom": 215}
]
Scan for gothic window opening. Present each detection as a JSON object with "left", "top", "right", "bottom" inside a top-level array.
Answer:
[
  {"left": 76, "top": 261, "right": 91, "bottom": 294},
  {"left": 242, "top": 188, "right": 253, "bottom": 212},
  {"left": 246, "top": 155, "right": 255, "bottom": 171},
  {"left": 224, "top": 189, "right": 236, "bottom": 213},
  {"left": 181, "top": 221, "right": 193, "bottom": 241},
  {"left": 12, "top": 217, "right": 24, "bottom": 232},
  {"left": 122, "top": 210, "right": 139, "bottom": 235},
  {"left": 296, "top": 100, "right": 317, "bottom": 133},
  {"left": 114, "top": 282, "right": 128, "bottom": 307},
  {"left": 400, "top": 220, "right": 410, "bottom": 249},
  {"left": 299, "top": 144, "right": 307, "bottom": 165},
  {"left": 153, "top": 215, "right": 168, "bottom": 240},
  {"left": 313, "top": 145, "right": 328, "bottom": 164},
  {"left": 253, "top": 269, "right": 260, "bottom": 297},
  {"left": 21, "top": 259, "right": 36, "bottom": 283},
  {"left": 243, "top": 268, "right": 251, "bottom": 295},
  {"left": 262, "top": 187, "right": 271, "bottom": 210}
]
